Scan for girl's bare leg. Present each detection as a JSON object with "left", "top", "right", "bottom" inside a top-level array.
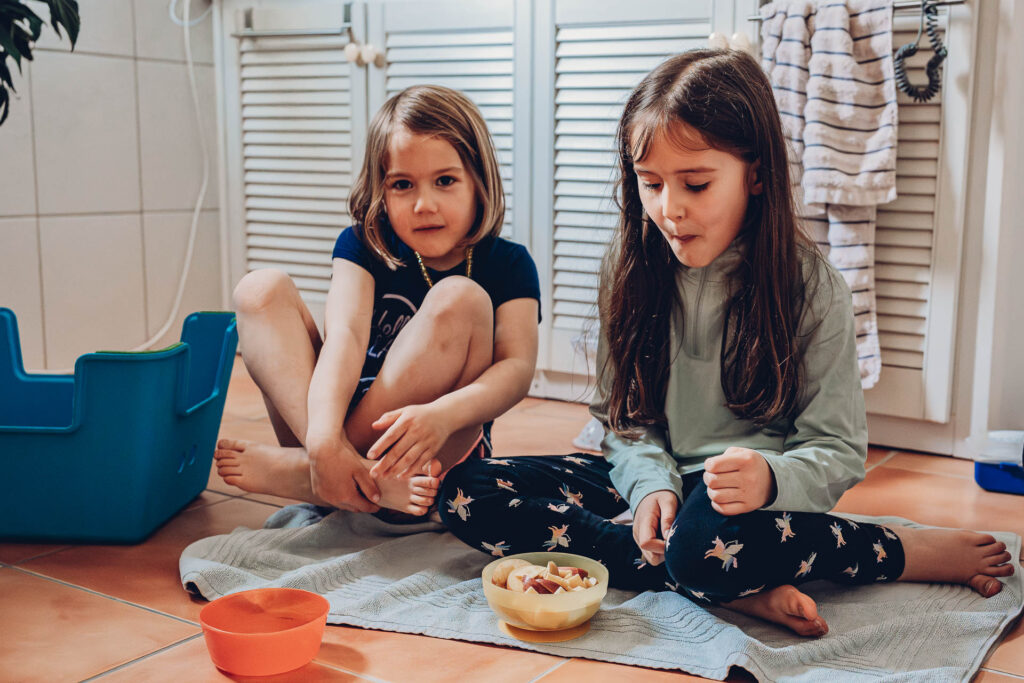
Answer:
[
  {"left": 717, "top": 526, "right": 1015, "bottom": 639},
  {"left": 344, "top": 275, "right": 495, "bottom": 474},
  {"left": 215, "top": 273, "right": 493, "bottom": 513},
  {"left": 890, "top": 526, "right": 1015, "bottom": 596}
]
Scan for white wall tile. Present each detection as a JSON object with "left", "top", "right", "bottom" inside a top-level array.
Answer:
[
  {"left": 142, "top": 210, "right": 223, "bottom": 349},
  {"left": 39, "top": 214, "right": 147, "bottom": 369},
  {"left": 0, "top": 66, "right": 37, "bottom": 217},
  {"left": 137, "top": 61, "right": 218, "bottom": 211},
  {"left": 32, "top": 52, "right": 141, "bottom": 215},
  {"left": 29, "top": 0, "right": 135, "bottom": 58},
  {"left": 0, "top": 218, "right": 45, "bottom": 369},
  {"left": 134, "top": 0, "right": 214, "bottom": 65}
]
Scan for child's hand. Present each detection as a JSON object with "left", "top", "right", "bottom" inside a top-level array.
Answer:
[
  {"left": 703, "top": 447, "right": 777, "bottom": 515},
  {"left": 367, "top": 403, "right": 453, "bottom": 478},
  {"left": 308, "top": 439, "right": 381, "bottom": 513},
  {"left": 632, "top": 490, "right": 679, "bottom": 566}
]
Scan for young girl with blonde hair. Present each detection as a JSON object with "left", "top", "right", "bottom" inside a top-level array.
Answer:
[
  {"left": 215, "top": 85, "right": 540, "bottom": 516},
  {"left": 440, "top": 50, "right": 1013, "bottom": 636}
]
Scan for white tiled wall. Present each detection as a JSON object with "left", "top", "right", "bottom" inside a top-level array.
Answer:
[{"left": 0, "top": 0, "right": 221, "bottom": 370}]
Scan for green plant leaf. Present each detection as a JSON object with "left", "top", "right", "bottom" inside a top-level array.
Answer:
[
  {"left": 42, "top": 0, "right": 79, "bottom": 48},
  {"left": 0, "top": 83, "right": 9, "bottom": 125},
  {"left": 0, "top": 25, "right": 22, "bottom": 64}
]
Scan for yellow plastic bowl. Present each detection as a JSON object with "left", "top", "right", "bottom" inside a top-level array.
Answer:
[
  {"left": 199, "top": 588, "right": 329, "bottom": 677},
  {"left": 482, "top": 552, "right": 609, "bottom": 631}
]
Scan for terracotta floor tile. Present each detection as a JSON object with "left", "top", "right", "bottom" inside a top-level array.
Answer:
[
  {"left": 535, "top": 658, "right": 755, "bottom": 682},
  {"left": 184, "top": 490, "right": 233, "bottom": 512},
  {"left": 0, "top": 542, "right": 69, "bottom": 565},
  {"left": 0, "top": 568, "right": 197, "bottom": 681},
  {"left": 491, "top": 412, "right": 589, "bottom": 458},
  {"left": 315, "top": 625, "right": 565, "bottom": 683},
  {"left": 882, "top": 452, "right": 976, "bottom": 479},
  {"left": 243, "top": 492, "right": 301, "bottom": 507},
  {"left": 21, "top": 497, "right": 278, "bottom": 623},
  {"left": 834, "top": 467, "right": 1024, "bottom": 540},
  {"left": 865, "top": 446, "right": 895, "bottom": 468},
  {"left": 983, "top": 606, "right": 1024, "bottom": 677},
  {"left": 99, "top": 635, "right": 364, "bottom": 682},
  {"left": 519, "top": 398, "right": 592, "bottom": 422},
  {"left": 222, "top": 362, "right": 269, "bottom": 421}
]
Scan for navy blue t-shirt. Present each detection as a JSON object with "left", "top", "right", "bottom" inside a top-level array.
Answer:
[{"left": 332, "top": 225, "right": 541, "bottom": 402}]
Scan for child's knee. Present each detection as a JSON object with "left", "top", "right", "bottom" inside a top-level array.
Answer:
[
  {"left": 663, "top": 522, "right": 739, "bottom": 596},
  {"left": 233, "top": 268, "right": 294, "bottom": 314},
  {"left": 421, "top": 276, "right": 492, "bottom": 326}
]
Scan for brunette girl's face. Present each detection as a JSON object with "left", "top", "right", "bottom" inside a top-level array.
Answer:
[
  {"left": 633, "top": 121, "right": 762, "bottom": 269},
  {"left": 384, "top": 126, "right": 478, "bottom": 270}
]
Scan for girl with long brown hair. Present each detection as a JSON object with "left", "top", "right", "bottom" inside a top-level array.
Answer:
[{"left": 440, "top": 50, "right": 1012, "bottom": 637}]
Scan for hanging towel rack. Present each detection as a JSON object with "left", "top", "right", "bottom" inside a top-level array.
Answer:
[
  {"left": 231, "top": 5, "right": 351, "bottom": 38},
  {"left": 747, "top": 0, "right": 965, "bottom": 22}
]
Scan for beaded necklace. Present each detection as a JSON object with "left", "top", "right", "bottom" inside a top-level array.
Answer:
[{"left": 413, "top": 246, "right": 473, "bottom": 288}]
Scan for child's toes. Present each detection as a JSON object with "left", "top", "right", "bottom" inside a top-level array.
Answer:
[
  {"left": 410, "top": 493, "right": 435, "bottom": 507},
  {"left": 217, "top": 438, "right": 245, "bottom": 452}
]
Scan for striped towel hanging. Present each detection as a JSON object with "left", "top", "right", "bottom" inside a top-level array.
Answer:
[{"left": 759, "top": 0, "right": 896, "bottom": 389}]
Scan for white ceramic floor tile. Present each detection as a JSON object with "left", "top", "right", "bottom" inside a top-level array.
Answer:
[
  {"left": 0, "top": 218, "right": 45, "bottom": 369},
  {"left": 30, "top": 0, "right": 135, "bottom": 58},
  {"left": 137, "top": 61, "right": 218, "bottom": 212},
  {"left": 133, "top": 0, "right": 214, "bottom": 65},
  {"left": 31, "top": 52, "right": 141, "bottom": 215},
  {"left": 142, "top": 210, "right": 224, "bottom": 349},
  {"left": 0, "top": 66, "right": 37, "bottom": 217},
  {"left": 39, "top": 214, "right": 147, "bottom": 369}
]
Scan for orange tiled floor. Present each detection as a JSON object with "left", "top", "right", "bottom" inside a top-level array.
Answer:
[{"left": 2, "top": 360, "right": 1022, "bottom": 682}]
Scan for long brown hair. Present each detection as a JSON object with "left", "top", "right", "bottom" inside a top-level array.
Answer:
[
  {"left": 348, "top": 85, "right": 505, "bottom": 269},
  {"left": 601, "top": 49, "right": 817, "bottom": 436}
]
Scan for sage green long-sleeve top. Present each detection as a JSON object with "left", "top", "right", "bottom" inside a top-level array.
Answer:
[{"left": 590, "top": 241, "right": 868, "bottom": 514}]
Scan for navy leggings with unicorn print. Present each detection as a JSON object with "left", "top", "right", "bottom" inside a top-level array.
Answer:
[{"left": 439, "top": 453, "right": 906, "bottom": 603}]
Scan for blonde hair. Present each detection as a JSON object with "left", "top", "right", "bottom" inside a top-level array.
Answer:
[{"left": 349, "top": 85, "right": 505, "bottom": 269}]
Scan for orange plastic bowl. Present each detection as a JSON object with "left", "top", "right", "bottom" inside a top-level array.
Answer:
[{"left": 199, "top": 588, "right": 330, "bottom": 676}]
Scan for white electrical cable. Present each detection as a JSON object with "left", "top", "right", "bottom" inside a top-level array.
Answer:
[
  {"left": 169, "top": 0, "right": 213, "bottom": 27},
  {"left": 131, "top": 0, "right": 210, "bottom": 351}
]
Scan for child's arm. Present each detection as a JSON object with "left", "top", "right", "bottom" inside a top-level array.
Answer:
[
  {"left": 305, "top": 258, "right": 381, "bottom": 512},
  {"left": 366, "top": 297, "right": 539, "bottom": 476},
  {"left": 589, "top": 333, "right": 684, "bottom": 515},
  {"left": 754, "top": 264, "right": 868, "bottom": 514}
]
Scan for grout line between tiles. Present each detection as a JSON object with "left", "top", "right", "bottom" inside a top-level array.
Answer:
[
  {"left": 82, "top": 633, "right": 204, "bottom": 681},
  {"left": 313, "top": 660, "right": 394, "bottom": 683},
  {"left": 8, "top": 566, "right": 201, "bottom": 627},
  {"left": 6, "top": 546, "right": 72, "bottom": 565},
  {"left": 526, "top": 658, "right": 572, "bottom": 682},
  {"left": 866, "top": 450, "right": 898, "bottom": 472}
]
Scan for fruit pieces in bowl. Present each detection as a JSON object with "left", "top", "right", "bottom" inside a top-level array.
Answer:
[
  {"left": 491, "top": 558, "right": 599, "bottom": 594},
  {"left": 481, "top": 552, "right": 609, "bottom": 631}
]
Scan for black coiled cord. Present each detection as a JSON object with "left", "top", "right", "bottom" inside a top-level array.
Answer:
[{"left": 893, "top": 1, "right": 948, "bottom": 103}]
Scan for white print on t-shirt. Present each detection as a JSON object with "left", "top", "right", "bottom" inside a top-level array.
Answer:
[{"left": 366, "top": 293, "right": 417, "bottom": 360}]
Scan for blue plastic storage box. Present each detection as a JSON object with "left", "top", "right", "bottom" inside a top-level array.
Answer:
[
  {"left": 974, "top": 461, "right": 1024, "bottom": 496},
  {"left": 0, "top": 308, "right": 238, "bottom": 543}
]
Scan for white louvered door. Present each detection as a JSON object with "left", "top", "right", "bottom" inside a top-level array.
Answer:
[
  {"left": 861, "top": 7, "right": 964, "bottom": 423},
  {"left": 532, "top": 0, "right": 718, "bottom": 390},
  {"left": 230, "top": 4, "right": 368, "bottom": 326},
  {"left": 365, "top": 0, "right": 528, "bottom": 245}
]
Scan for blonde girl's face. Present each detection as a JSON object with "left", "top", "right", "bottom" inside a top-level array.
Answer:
[
  {"left": 633, "top": 121, "right": 762, "bottom": 269},
  {"left": 383, "top": 127, "right": 479, "bottom": 271}
]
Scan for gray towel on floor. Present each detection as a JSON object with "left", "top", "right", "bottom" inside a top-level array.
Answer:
[{"left": 180, "top": 506, "right": 1022, "bottom": 682}]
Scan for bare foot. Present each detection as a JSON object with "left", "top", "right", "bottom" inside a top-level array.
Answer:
[
  {"left": 889, "top": 526, "right": 1015, "bottom": 597},
  {"left": 214, "top": 439, "right": 325, "bottom": 504},
  {"left": 723, "top": 585, "right": 828, "bottom": 637},
  {"left": 361, "top": 458, "right": 441, "bottom": 516}
]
